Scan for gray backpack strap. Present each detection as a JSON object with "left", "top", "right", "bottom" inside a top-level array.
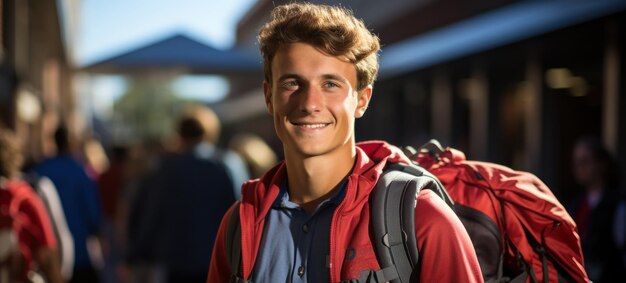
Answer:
[
  {"left": 371, "top": 168, "right": 417, "bottom": 283},
  {"left": 339, "top": 161, "right": 453, "bottom": 283},
  {"left": 225, "top": 202, "right": 252, "bottom": 283},
  {"left": 368, "top": 162, "right": 453, "bottom": 283}
]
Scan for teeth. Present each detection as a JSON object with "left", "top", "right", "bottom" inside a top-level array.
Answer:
[{"left": 300, "top": 123, "right": 327, "bottom": 129}]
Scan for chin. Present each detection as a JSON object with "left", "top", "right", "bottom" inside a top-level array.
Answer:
[{"left": 294, "top": 144, "right": 329, "bottom": 157}]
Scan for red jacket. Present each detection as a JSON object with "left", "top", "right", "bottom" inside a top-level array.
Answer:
[{"left": 208, "top": 141, "right": 482, "bottom": 282}]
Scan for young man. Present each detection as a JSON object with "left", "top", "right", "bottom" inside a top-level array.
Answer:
[{"left": 208, "top": 3, "right": 482, "bottom": 282}]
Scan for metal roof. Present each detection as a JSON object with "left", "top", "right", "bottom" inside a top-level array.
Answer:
[{"left": 81, "top": 33, "right": 262, "bottom": 75}]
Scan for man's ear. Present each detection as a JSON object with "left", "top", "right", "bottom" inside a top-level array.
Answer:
[
  {"left": 263, "top": 80, "right": 273, "bottom": 115},
  {"left": 355, "top": 85, "right": 373, "bottom": 118}
]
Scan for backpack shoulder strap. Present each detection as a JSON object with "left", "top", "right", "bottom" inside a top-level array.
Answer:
[
  {"left": 369, "top": 162, "right": 453, "bottom": 283},
  {"left": 225, "top": 201, "right": 252, "bottom": 283},
  {"left": 370, "top": 168, "right": 417, "bottom": 283},
  {"left": 391, "top": 162, "right": 454, "bottom": 207}
]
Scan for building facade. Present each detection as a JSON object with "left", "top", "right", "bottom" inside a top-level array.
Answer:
[{"left": 1, "top": 0, "right": 78, "bottom": 163}]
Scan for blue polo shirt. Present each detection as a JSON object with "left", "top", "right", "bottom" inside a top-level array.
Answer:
[{"left": 251, "top": 180, "right": 347, "bottom": 282}]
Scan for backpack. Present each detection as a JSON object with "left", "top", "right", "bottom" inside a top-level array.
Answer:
[
  {"left": 0, "top": 179, "right": 30, "bottom": 282},
  {"left": 224, "top": 162, "right": 453, "bottom": 283},
  {"left": 409, "top": 140, "right": 590, "bottom": 283}
]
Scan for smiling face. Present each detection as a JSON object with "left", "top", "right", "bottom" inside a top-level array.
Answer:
[{"left": 264, "top": 42, "right": 372, "bottom": 160}]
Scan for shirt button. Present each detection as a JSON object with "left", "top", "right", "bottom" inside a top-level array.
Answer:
[
  {"left": 302, "top": 224, "right": 309, "bottom": 233},
  {"left": 298, "top": 265, "right": 305, "bottom": 277}
]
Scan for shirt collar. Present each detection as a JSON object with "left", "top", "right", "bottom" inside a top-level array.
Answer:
[
  {"left": 272, "top": 178, "right": 348, "bottom": 210},
  {"left": 192, "top": 142, "right": 215, "bottom": 160}
]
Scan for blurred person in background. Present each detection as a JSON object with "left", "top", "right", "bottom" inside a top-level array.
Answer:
[
  {"left": 98, "top": 145, "right": 130, "bottom": 283},
  {"left": 82, "top": 137, "right": 110, "bottom": 181},
  {"left": 20, "top": 134, "right": 75, "bottom": 282},
  {"left": 34, "top": 125, "right": 104, "bottom": 283},
  {"left": 569, "top": 136, "right": 626, "bottom": 282},
  {"left": 22, "top": 171, "right": 75, "bottom": 281},
  {"left": 123, "top": 140, "right": 166, "bottom": 283},
  {"left": 128, "top": 105, "right": 247, "bottom": 283},
  {"left": 0, "top": 126, "right": 64, "bottom": 283},
  {"left": 228, "top": 133, "right": 278, "bottom": 179}
]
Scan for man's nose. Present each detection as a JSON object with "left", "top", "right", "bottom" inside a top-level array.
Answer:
[{"left": 299, "top": 86, "right": 323, "bottom": 113}]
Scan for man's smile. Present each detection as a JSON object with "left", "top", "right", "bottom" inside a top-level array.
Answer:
[{"left": 290, "top": 122, "right": 331, "bottom": 129}]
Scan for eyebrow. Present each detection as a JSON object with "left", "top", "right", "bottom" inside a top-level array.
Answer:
[
  {"left": 321, "top": 74, "right": 348, "bottom": 83},
  {"left": 276, "top": 73, "right": 302, "bottom": 82},
  {"left": 276, "top": 73, "right": 348, "bottom": 83}
]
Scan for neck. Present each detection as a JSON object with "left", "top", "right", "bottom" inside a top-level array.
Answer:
[{"left": 284, "top": 143, "right": 356, "bottom": 213}]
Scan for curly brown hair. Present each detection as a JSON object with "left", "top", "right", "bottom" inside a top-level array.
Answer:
[
  {"left": 0, "top": 127, "right": 24, "bottom": 179},
  {"left": 258, "top": 2, "right": 380, "bottom": 90}
]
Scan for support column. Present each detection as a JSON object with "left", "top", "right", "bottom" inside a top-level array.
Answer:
[
  {"left": 603, "top": 20, "right": 619, "bottom": 155},
  {"left": 525, "top": 48, "right": 543, "bottom": 174},
  {"left": 431, "top": 70, "right": 452, "bottom": 145},
  {"left": 466, "top": 64, "right": 488, "bottom": 161}
]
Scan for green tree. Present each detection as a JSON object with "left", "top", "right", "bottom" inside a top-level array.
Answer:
[{"left": 113, "top": 76, "right": 183, "bottom": 142}]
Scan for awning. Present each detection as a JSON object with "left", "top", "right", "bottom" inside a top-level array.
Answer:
[
  {"left": 379, "top": 0, "right": 626, "bottom": 78},
  {"left": 80, "top": 33, "right": 262, "bottom": 75}
]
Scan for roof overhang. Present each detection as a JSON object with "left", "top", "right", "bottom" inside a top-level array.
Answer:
[
  {"left": 80, "top": 33, "right": 262, "bottom": 76},
  {"left": 379, "top": 0, "right": 626, "bottom": 78}
]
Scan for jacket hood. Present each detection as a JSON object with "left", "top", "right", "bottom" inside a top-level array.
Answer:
[{"left": 240, "top": 140, "right": 410, "bottom": 221}]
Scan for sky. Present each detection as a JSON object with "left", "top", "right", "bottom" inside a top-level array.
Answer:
[
  {"left": 76, "top": 0, "right": 257, "bottom": 113},
  {"left": 77, "top": 0, "right": 257, "bottom": 66}
]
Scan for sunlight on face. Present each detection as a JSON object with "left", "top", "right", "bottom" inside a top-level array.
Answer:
[{"left": 264, "top": 43, "right": 371, "bottom": 159}]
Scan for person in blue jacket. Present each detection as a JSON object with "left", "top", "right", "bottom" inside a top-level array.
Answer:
[{"left": 34, "top": 125, "right": 103, "bottom": 283}]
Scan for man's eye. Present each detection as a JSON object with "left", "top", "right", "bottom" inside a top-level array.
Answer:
[
  {"left": 324, "top": 81, "right": 338, "bottom": 88},
  {"left": 283, "top": 81, "right": 299, "bottom": 88}
]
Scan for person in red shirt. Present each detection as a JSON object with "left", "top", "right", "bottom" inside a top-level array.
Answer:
[
  {"left": 208, "top": 3, "right": 482, "bottom": 282},
  {"left": 0, "top": 127, "right": 64, "bottom": 283}
]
